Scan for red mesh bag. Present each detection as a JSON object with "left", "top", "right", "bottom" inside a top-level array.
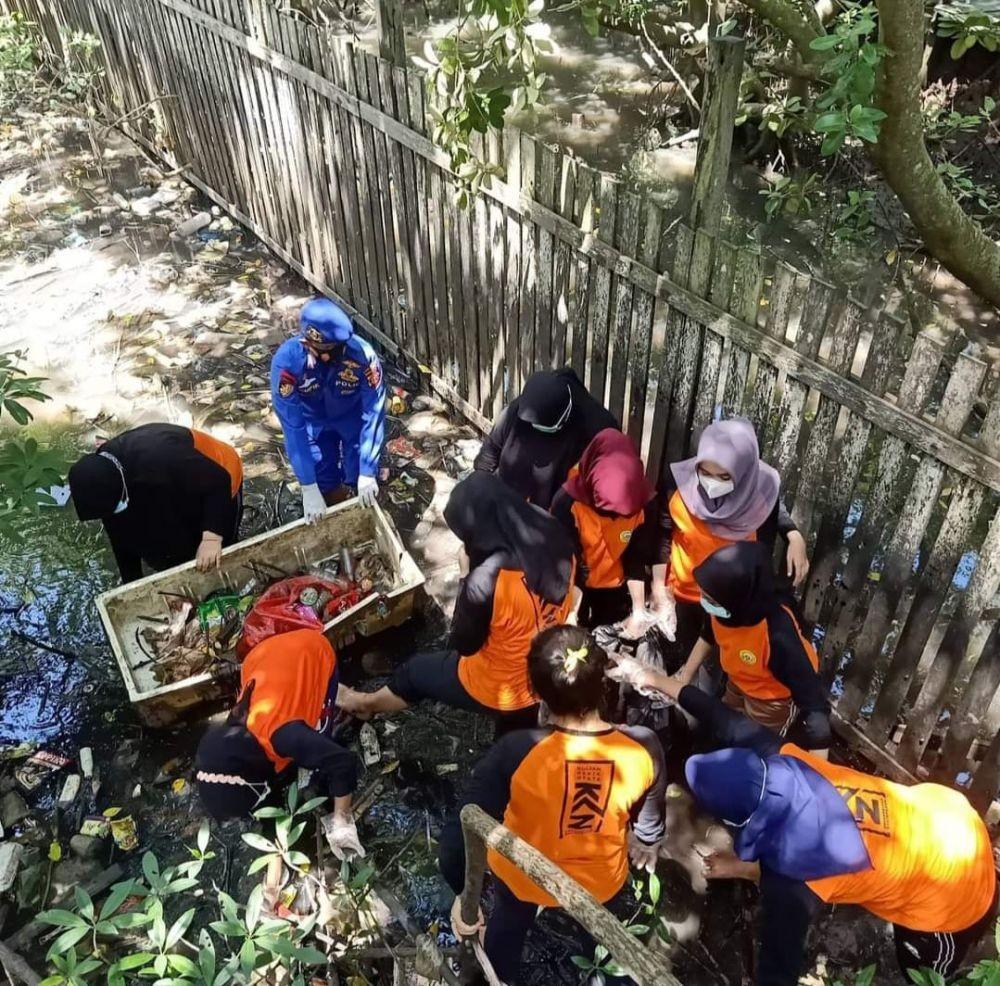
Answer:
[{"left": 237, "top": 576, "right": 362, "bottom": 659}]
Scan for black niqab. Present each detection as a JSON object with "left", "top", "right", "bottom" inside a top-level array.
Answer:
[
  {"left": 444, "top": 472, "right": 574, "bottom": 604},
  {"left": 473, "top": 368, "right": 619, "bottom": 509},
  {"left": 68, "top": 453, "right": 123, "bottom": 521},
  {"left": 693, "top": 541, "right": 777, "bottom": 627}
]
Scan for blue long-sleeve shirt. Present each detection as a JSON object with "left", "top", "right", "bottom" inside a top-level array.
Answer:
[{"left": 269, "top": 335, "right": 386, "bottom": 484}]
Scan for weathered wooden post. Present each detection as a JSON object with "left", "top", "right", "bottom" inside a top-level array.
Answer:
[
  {"left": 688, "top": 32, "right": 745, "bottom": 235},
  {"left": 375, "top": 0, "right": 406, "bottom": 66}
]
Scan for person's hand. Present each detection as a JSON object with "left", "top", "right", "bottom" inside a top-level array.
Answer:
[
  {"left": 450, "top": 896, "right": 485, "bottom": 942},
  {"left": 322, "top": 811, "right": 366, "bottom": 861},
  {"left": 621, "top": 609, "right": 652, "bottom": 640},
  {"left": 195, "top": 533, "right": 223, "bottom": 571},
  {"left": 651, "top": 589, "right": 677, "bottom": 642},
  {"left": 673, "top": 662, "right": 696, "bottom": 689},
  {"left": 786, "top": 531, "right": 810, "bottom": 587},
  {"left": 605, "top": 654, "right": 654, "bottom": 690},
  {"left": 301, "top": 483, "right": 327, "bottom": 525},
  {"left": 357, "top": 475, "right": 379, "bottom": 507},
  {"left": 628, "top": 830, "right": 660, "bottom": 874},
  {"left": 458, "top": 547, "right": 470, "bottom": 578},
  {"left": 703, "top": 851, "right": 760, "bottom": 883}
]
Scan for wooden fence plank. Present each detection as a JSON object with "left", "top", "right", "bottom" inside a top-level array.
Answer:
[
  {"left": 746, "top": 261, "right": 795, "bottom": 439},
  {"left": 587, "top": 175, "right": 618, "bottom": 403},
  {"left": 535, "top": 143, "right": 558, "bottom": 370},
  {"left": 569, "top": 164, "right": 596, "bottom": 383},
  {"left": 608, "top": 190, "right": 641, "bottom": 424},
  {"left": 625, "top": 204, "right": 663, "bottom": 446},
  {"left": 503, "top": 130, "right": 523, "bottom": 398},
  {"left": 486, "top": 129, "right": 507, "bottom": 414},
  {"left": 718, "top": 244, "right": 760, "bottom": 419},
  {"left": 552, "top": 155, "right": 575, "bottom": 369},
  {"left": 518, "top": 133, "right": 537, "bottom": 391}
]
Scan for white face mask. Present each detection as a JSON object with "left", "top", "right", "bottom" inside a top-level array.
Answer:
[
  {"left": 99, "top": 451, "right": 129, "bottom": 515},
  {"left": 699, "top": 473, "right": 735, "bottom": 500}
]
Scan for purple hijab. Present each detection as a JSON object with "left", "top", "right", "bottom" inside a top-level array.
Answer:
[{"left": 670, "top": 419, "right": 780, "bottom": 539}]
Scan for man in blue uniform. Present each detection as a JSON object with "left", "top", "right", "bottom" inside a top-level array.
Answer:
[{"left": 270, "top": 298, "right": 386, "bottom": 522}]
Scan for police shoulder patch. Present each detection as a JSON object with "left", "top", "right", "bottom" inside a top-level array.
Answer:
[{"left": 278, "top": 370, "right": 296, "bottom": 398}]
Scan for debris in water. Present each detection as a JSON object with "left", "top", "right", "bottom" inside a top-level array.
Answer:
[
  {"left": 15, "top": 751, "right": 71, "bottom": 791},
  {"left": 110, "top": 814, "right": 138, "bottom": 851},
  {"left": 57, "top": 774, "right": 81, "bottom": 806},
  {"left": 360, "top": 723, "right": 381, "bottom": 766},
  {"left": 0, "top": 842, "right": 23, "bottom": 893}
]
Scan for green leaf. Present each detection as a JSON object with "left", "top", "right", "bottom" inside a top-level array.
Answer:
[
  {"left": 39, "top": 977, "right": 65, "bottom": 986},
  {"left": 37, "top": 910, "right": 87, "bottom": 930},
  {"left": 48, "top": 842, "right": 62, "bottom": 863},
  {"left": 814, "top": 111, "right": 846, "bottom": 133},
  {"left": 627, "top": 924, "right": 650, "bottom": 936},
  {"left": 3, "top": 399, "right": 31, "bottom": 425},
  {"left": 648, "top": 872, "right": 661, "bottom": 906},
  {"left": 241, "top": 833, "right": 277, "bottom": 853},
  {"left": 196, "top": 821, "right": 210, "bottom": 854},
  {"left": 292, "top": 946, "right": 328, "bottom": 965},
  {"left": 165, "top": 907, "right": 196, "bottom": 950},
  {"left": 116, "top": 952, "right": 156, "bottom": 971},
  {"left": 168, "top": 954, "right": 199, "bottom": 976},
  {"left": 245, "top": 885, "right": 264, "bottom": 932},
  {"left": 251, "top": 806, "right": 285, "bottom": 819},
  {"left": 45, "top": 926, "right": 90, "bottom": 962},
  {"left": 72, "top": 886, "right": 94, "bottom": 922},
  {"left": 111, "top": 910, "right": 152, "bottom": 929},
  {"left": 99, "top": 881, "right": 133, "bottom": 920},
  {"left": 142, "top": 852, "right": 160, "bottom": 887},
  {"left": 247, "top": 853, "right": 276, "bottom": 874},
  {"left": 809, "top": 34, "right": 840, "bottom": 51},
  {"left": 570, "top": 956, "right": 594, "bottom": 970},
  {"left": 298, "top": 797, "right": 327, "bottom": 814},
  {"left": 208, "top": 920, "right": 246, "bottom": 938}
]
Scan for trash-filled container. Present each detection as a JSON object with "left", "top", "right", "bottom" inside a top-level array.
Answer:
[{"left": 95, "top": 500, "right": 423, "bottom": 726}]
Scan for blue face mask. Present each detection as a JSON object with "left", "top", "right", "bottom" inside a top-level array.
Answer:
[{"left": 700, "top": 596, "right": 731, "bottom": 620}]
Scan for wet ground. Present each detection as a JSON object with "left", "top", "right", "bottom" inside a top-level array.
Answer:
[{"left": 0, "top": 97, "right": 984, "bottom": 985}]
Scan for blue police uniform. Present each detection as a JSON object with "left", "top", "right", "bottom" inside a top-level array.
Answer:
[{"left": 270, "top": 302, "right": 386, "bottom": 492}]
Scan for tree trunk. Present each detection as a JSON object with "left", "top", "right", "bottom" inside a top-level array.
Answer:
[{"left": 875, "top": 0, "right": 1000, "bottom": 310}]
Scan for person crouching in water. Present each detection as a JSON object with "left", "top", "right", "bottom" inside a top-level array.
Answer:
[
  {"left": 671, "top": 540, "right": 830, "bottom": 754},
  {"left": 336, "top": 473, "right": 578, "bottom": 733},
  {"left": 603, "top": 668, "right": 997, "bottom": 984},
  {"left": 437, "top": 626, "right": 666, "bottom": 985},
  {"left": 195, "top": 628, "right": 363, "bottom": 859},
  {"left": 549, "top": 428, "right": 661, "bottom": 631}
]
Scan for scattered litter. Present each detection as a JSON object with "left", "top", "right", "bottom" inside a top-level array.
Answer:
[
  {"left": 0, "top": 792, "right": 29, "bottom": 831},
  {"left": 15, "top": 750, "right": 71, "bottom": 791},
  {"left": 386, "top": 436, "right": 421, "bottom": 461},
  {"left": 174, "top": 211, "right": 211, "bottom": 237},
  {"left": 57, "top": 774, "right": 81, "bottom": 806},
  {"left": 110, "top": 814, "right": 138, "bottom": 851},
  {"left": 80, "top": 816, "right": 110, "bottom": 838},
  {"left": 359, "top": 723, "right": 381, "bottom": 766},
  {"left": 171, "top": 778, "right": 187, "bottom": 795},
  {"left": 79, "top": 747, "right": 93, "bottom": 779},
  {"left": 435, "top": 763, "right": 458, "bottom": 776},
  {"left": 0, "top": 742, "right": 36, "bottom": 762},
  {"left": 0, "top": 842, "right": 23, "bottom": 893}
]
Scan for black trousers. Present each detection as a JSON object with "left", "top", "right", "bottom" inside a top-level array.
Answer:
[
  {"left": 579, "top": 584, "right": 631, "bottom": 629},
  {"left": 486, "top": 878, "right": 633, "bottom": 985},
  {"left": 893, "top": 889, "right": 997, "bottom": 980},
  {"left": 387, "top": 650, "right": 539, "bottom": 735}
]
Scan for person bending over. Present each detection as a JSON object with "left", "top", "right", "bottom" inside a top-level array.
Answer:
[
  {"left": 438, "top": 626, "right": 666, "bottom": 985},
  {"left": 550, "top": 428, "right": 662, "bottom": 631},
  {"left": 195, "top": 628, "right": 363, "bottom": 859},
  {"left": 674, "top": 541, "right": 830, "bottom": 753},
  {"left": 69, "top": 423, "right": 243, "bottom": 582},
  {"left": 604, "top": 666, "right": 997, "bottom": 985},
  {"left": 337, "top": 473, "right": 578, "bottom": 732}
]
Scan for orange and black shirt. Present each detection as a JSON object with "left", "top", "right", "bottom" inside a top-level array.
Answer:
[
  {"left": 658, "top": 481, "right": 797, "bottom": 602},
  {"left": 451, "top": 555, "right": 575, "bottom": 711},
  {"left": 550, "top": 489, "right": 659, "bottom": 590},
  {"left": 101, "top": 422, "right": 243, "bottom": 581},
  {"left": 439, "top": 724, "right": 666, "bottom": 905}
]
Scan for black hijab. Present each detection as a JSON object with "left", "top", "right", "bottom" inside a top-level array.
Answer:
[
  {"left": 482, "top": 368, "right": 619, "bottom": 509},
  {"left": 68, "top": 452, "right": 124, "bottom": 521},
  {"left": 693, "top": 541, "right": 778, "bottom": 627},
  {"left": 444, "top": 472, "right": 574, "bottom": 604}
]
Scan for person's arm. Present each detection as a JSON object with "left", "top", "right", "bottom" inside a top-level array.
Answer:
[
  {"left": 438, "top": 732, "right": 537, "bottom": 893},
  {"left": 271, "top": 720, "right": 360, "bottom": 799},
  {"left": 767, "top": 611, "right": 831, "bottom": 752},
  {"left": 472, "top": 405, "right": 513, "bottom": 474},
  {"left": 621, "top": 726, "right": 667, "bottom": 846},
  {"left": 447, "top": 554, "right": 502, "bottom": 655},
  {"left": 774, "top": 498, "right": 810, "bottom": 587},
  {"left": 678, "top": 685, "right": 783, "bottom": 757},
  {"left": 106, "top": 523, "right": 144, "bottom": 583},
  {"left": 675, "top": 635, "right": 713, "bottom": 687},
  {"left": 176, "top": 446, "right": 236, "bottom": 540},
  {"left": 270, "top": 360, "right": 318, "bottom": 487},
  {"left": 358, "top": 351, "right": 387, "bottom": 479},
  {"left": 757, "top": 869, "right": 822, "bottom": 986},
  {"left": 550, "top": 491, "right": 588, "bottom": 588}
]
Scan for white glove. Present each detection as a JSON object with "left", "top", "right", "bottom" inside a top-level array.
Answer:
[
  {"left": 605, "top": 654, "right": 652, "bottom": 689},
  {"left": 321, "top": 812, "right": 366, "bottom": 861},
  {"left": 301, "top": 483, "right": 326, "bottom": 525},
  {"left": 357, "top": 475, "right": 379, "bottom": 507},
  {"left": 628, "top": 830, "right": 661, "bottom": 874},
  {"left": 652, "top": 590, "right": 678, "bottom": 642}
]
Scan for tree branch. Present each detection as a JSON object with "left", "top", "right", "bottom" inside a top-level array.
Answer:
[
  {"left": 874, "top": 0, "right": 1000, "bottom": 309},
  {"left": 734, "top": 0, "right": 823, "bottom": 61}
]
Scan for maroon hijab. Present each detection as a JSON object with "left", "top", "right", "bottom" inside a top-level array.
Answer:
[
  {"left": 670, "top": 418, "right": 779, "bottom": 539},
  {"left": 563, "top": 428, "right": 654, "bottom": 516}
]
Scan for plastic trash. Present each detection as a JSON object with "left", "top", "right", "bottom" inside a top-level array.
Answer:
[{"left": 174, "top": 211, "right": 211, "bottom": 237}]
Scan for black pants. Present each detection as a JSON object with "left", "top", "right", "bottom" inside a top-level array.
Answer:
[
  {"left": 486, "top": 878, "right": 633, "bottom": 985},
  {"left": 388, "top": 650, "right": 539, "bottom": 735},
  {"left": 893, "top": 890, "right": 997, "bottom": 980},
  {"left": 579, "top": 584, "right": 631, "bottom": 629}
]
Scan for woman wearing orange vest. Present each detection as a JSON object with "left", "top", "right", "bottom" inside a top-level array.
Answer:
[
  {"left": 550, "top": 429, "right": 660, "bottom": 629},
  {"left": 653, "top": 419, "right": 809, "bottom": 661},
  {"left": 337, "top": 474, "right": 578, "bottom": 732},
  {"left": 68, "top": 422, "right": 243, "bottom": 581},
  {"left": 603, "top": 667, "right": 997, "bottom": 984},
  {"left": 439, "top": 626, "right": 666, "bottom": 985},
  {"left": 675, "top": 541, "right": 830, "bottom": 751},
  {"left": 194, "top": 629, "right": 363, "bottom": 859}
]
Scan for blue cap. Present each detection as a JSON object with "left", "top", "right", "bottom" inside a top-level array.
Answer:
[{"left": 300, "top": 298, "right": 353, "bottom": 346}]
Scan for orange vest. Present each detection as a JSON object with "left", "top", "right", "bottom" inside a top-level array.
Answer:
[
  {"left": 783, "top": 745, "right": 996, "bottom": 932},
  {"left": 713, "top": 605, "right": 818, "bottom": 700},
  {"left": 489, "top": 728, "right": 656, "bottom": 906},
  {"left": 242, "top": 629, "right": 336, "bottom": 772},
  {"left": 570, "top": 501, "right": 643, "bottom": 589},
  {"left": 191, "top": 428, "right": 243, "bottom": 497},
  {"left": 667, "top": 491, "right": 754, "bottom": 602},
  {"left": 457, "top": 569, "right": 573, "bottom": 711}
]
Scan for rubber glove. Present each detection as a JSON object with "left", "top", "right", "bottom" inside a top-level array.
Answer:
[
  {"left": 621, "top": 608, "right": 653, "bottom": 640},
  {"left": 652, "top": 589, "right": 678, "bottom": 642},
  {"left": 195, "top": 532, "right": 223, "bottom": 571},
  {"left": 357, "top": 475, "right": 379, "bottom": 507},
  {"left": 301, "top": 483, "right": 326, "bottom": 525},
  {"left": 450, "top": 895, "right": 485, "bottom": 942},
  {"left": 321, "top": 811, "right": 366, "bottom": 861},
  {"left": 628, "top": 830, "right": 661, "bottom": 874},
  {"left": 605, "top": 654, "right": 652, "bottom": 690}
]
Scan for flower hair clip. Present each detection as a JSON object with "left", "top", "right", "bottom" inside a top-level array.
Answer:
[{"left": 563, "top": 645, "right": 589, "bottom": 674}]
